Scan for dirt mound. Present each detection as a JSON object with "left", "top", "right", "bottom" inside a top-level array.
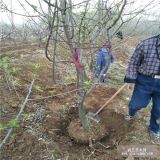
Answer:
[
  {"left": 59, "top": 108, "right": 130, "bottom": 147},
  {"left": 44, "top": 99, "right": 130, "bottom": 146},
  {"left": 68, "top": 119, "right": 107, "bottom": 143}
]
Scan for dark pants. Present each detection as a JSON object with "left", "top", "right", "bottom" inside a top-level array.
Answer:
[{"left": 129, "top": 74, "right": 160, "bottom": 133}]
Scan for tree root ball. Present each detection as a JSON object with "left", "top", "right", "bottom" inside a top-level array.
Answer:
[{"left": 68, "top": 119, "right": 107, "bottom": 144}]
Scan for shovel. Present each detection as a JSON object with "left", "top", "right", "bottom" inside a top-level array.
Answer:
[{"left": 86, "top": 83, "right": 127, "bottom": 123}]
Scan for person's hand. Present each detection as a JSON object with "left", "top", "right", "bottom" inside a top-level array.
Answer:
[{"left": 126, "top": 83, "right": 135, "bottom": 90}]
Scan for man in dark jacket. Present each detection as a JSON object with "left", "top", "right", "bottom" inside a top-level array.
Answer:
[{"left": 124, "top": 34, "right": 160, "bottom": 142}]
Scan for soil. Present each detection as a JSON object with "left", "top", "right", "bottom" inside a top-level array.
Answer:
[
  {"left": 0, "top": 41, "right": 158, "bottom": 160},
  {"left": 68, "top": 118, "right": 107, "bottom": 144}
]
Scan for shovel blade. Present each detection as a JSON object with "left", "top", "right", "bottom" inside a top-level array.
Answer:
[{"left": 86, "top": 112, "right": 101, "bottom": 123}]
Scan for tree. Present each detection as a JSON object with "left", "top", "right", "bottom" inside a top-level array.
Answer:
[{"left": 42, "top": 0, "right": 128, "bottom": 131}]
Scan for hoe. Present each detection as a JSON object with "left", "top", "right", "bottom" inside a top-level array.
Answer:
[{"left": 86, "top": 83, "right": 127, "bottom": 123}]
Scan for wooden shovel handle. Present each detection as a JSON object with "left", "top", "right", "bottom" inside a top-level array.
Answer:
[{"left": 95, "top": 83, "right": 127, "bottom": 115}]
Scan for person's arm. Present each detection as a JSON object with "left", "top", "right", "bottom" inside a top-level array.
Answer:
[{"left": 124, "top": 42, "right": 144, "bottom": 83}]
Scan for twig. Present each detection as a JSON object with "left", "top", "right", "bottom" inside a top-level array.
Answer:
[
  {"left": 97, "top": 142, "right": 110, "bottom": 149},
  {"left": 55, "top": 60, "right": 73, "bottom": 63},
  {"left": 0, "top": 80, "right": 35, "bottom": 150},
  {"left": 1, "top": 2, "right": 40, "bottom": 17},
  {"left": 43, "top": 0, "right": 92, "bottom": 12},
  {"left": 12, "top": 83, "right": 20, "bottom": 99},
  {"left": 3, "top": 69, "right": 20, "bottom": 99}
]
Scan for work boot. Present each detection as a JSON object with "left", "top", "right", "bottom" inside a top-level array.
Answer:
[
  {"left": 125, "top": 114, "right": 134, "bottom": 121},
  {"left": 149, "top": 130, "right": 160, "bottom": 143},
  {"left": 124, "top": 113, "right": 141, "bottom": 121}
]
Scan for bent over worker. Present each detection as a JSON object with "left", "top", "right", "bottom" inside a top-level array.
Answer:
[
  {"left": 124, "top": 34, "right": 160, "bottom": 142},
  {"left": 95, "top": 42, "right": 114, "bottom": 82}
]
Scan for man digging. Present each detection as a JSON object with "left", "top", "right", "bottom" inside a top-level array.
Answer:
[{"left": 124, "top": 34, "right": 160, "bottom": 142}]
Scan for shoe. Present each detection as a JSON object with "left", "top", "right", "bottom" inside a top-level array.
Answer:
[
  {"left": 149, "top": 130, "right": 160, "bottom": 143},
  {"left": 124, "top": 113, "right": 141, "bottom": 121},
  {"left": 125, "top": 114, "right": 134, "bottom": 121}
]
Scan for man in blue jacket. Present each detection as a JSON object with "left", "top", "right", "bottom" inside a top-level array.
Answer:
[
  {"left": 95, "top": 42, "right": 114, "bottom": 82},
  {"left": 124, "top": 34, "right": 160, "bottom": 142}
]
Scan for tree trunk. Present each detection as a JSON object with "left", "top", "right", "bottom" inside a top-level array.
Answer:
[{"left": 59, "top": 0, "right": 90, "bottom": 131}]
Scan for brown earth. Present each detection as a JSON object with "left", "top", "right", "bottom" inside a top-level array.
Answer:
[
  {"left": 0, "top": 80, "right": 135, "bottom": 160},
  {"left": 68, "top": 118, "right": 107, "bottom": 144}
]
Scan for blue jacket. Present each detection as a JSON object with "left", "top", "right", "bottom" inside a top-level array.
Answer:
[{"left": 95, "top": 48, "right": 114, "bottom": 76}]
